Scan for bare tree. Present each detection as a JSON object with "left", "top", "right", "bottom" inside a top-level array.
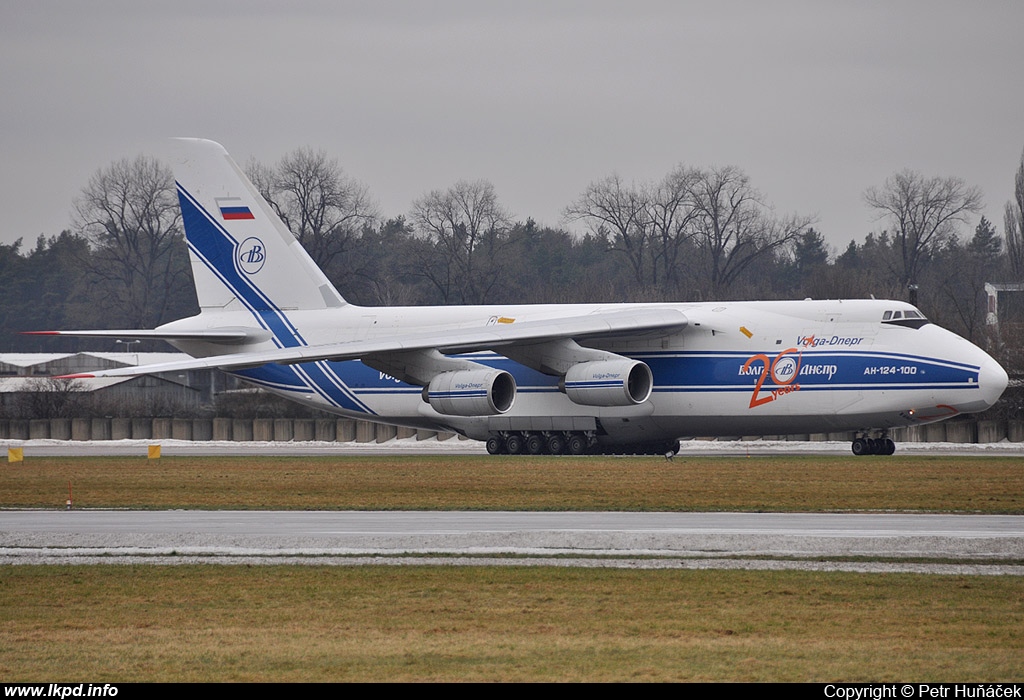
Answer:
[
  {"left": 13, "top": 378, "right": 85, "bottom": 419},
  {"left": 73, "top": 156, "right": 189, "bottom": 327},
  {"left": 248, "top": 148, "right": 378, "bottom": 276},
  {"left": 564, "top": 174, "right": 653, "bottom": 289},
  {"left": 564, "top": 167, "right": 701, "bottom": 295},
  {"left": 1004, "top": 149, "right": 1024, "bottom": 278},
  {"left": 646, "top": 165, "right": 701, "bottom": 293},
  {"left": 688, "top": 166, "right": 811, "bottom": 298},
  {"left": 864, "top": 170, "right": 983, "bottom": 303},
  {"left": 567, "top": 165, "right": 809, "bottom": 299},
  {"left": 411, "top": 180, "right": 514, "bottom": 304}
]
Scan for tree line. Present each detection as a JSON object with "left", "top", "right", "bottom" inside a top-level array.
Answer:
[{"left": 4, "top": 147, "right": 1024, "bottom": 371}]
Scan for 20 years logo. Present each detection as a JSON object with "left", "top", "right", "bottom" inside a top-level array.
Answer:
[{"left": 742, "top": 347, "right": 802, "bottom": 409}]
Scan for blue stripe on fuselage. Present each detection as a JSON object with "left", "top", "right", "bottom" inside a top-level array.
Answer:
[
  {"left": 634, "top": 350, "right": 978, "bottom": 392},
  {"left": 300, "top": 350, "right": 981, "bottom": 402}
]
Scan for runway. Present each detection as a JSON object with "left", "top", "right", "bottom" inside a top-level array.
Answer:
[{"left": 3, "top": 510, "right": 1023, "bottom": 574}]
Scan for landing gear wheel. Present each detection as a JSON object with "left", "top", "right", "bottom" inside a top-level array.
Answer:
[
  {"left": 567, "top": 433, "right": 587, "bottom": 455},
  {"left": 505, "top": 434, "right": 524, "bottom": 455},
  {"left": 526, "top": 433, "right": 546, "bottom": 455},
  {"left": 547, "top": 434, "right": 566, "bottom": 455},
  {"left": 852, "top": 435, "right": 896, "bottom": 456},
  {"left": 486, "top": 435, "right": 504, "bottom": 455}
]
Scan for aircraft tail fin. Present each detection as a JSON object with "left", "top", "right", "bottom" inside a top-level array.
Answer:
[{"left": 170, "top": 138, "right": 347, "bottom": 313}]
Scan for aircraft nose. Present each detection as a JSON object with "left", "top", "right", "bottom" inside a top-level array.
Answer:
[{"left": 977, "top": 354, "right": 1009, "bottom": 409}]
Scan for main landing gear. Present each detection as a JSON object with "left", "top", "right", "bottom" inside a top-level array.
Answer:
[
  {"left": 486, "top": 430, "right": 593, "bottom": 455},
  {"left": 851, "top": 431, "right": 896, "bottom": 456},
  {"left": 485, "top": 431, "right": 682, "bottom": 457}
]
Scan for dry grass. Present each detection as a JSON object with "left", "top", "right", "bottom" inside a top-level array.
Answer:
[
  {"left": 2, "top": 454, "right": 1022, "bottom": 512},
  {"left": 2, "top": 566, "right": 1022, "bottom": 682}
]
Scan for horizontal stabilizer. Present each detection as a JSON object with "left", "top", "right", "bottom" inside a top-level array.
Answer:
[{"left": 23, "top": 329, "right": 258, "bottom": 343}]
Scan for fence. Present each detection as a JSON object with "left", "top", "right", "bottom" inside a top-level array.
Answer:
[
  {"left": 0, "top": 417, "right": 1021, "bottom": 444},
  {"left": 0, "top": 417, "right": 458, "bottom": 443}
]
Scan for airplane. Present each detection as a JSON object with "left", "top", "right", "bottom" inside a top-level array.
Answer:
[{"left": 31, "top": 138, "right": 1009, "bottom": 456}]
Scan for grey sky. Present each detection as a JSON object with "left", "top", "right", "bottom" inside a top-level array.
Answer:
[{"left": 2, "top": 0, "right": 1022, "bottom": 257}]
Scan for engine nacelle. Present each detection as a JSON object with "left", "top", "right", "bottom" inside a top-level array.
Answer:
[
  {"left": 425, "top": 369, "right": 516, "bottom": 416},
  {"left": 562, "top": 359, "right": 653, "bottom": 406}
]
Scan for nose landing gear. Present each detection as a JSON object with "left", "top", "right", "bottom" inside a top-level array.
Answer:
[{"left": 851, "top": 432, "right": 896, "bottom": 456}]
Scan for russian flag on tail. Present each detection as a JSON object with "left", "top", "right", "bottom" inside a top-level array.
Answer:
[{"left": 216, "top": 197, "right": 255, "bottom": 220}]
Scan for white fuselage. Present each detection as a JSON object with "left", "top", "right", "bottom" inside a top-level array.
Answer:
[{"left": 163, "top": 297, "right": 1007, "bottom": 445}]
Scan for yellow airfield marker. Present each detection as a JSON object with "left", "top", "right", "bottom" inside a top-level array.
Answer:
[
  {"left": 8, "top": 447, "right": 23, "bottom": 463},
  {"left": 148, "top": 444, "right": 161, "bottom": 459}
]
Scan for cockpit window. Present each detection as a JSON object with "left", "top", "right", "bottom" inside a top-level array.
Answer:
[{"left": 882, "top": 308, "right": 930, "bottom": 329}]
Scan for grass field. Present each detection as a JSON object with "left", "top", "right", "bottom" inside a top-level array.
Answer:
[
  {"left": 2, "top": 566, "right": 1022, "bottom": 682},
  {"left": 3, "top": 454, "right": 1023, "bottom": 512},
  {"left": 3, "top": 453, "right": 1023, "bottom": 681}
]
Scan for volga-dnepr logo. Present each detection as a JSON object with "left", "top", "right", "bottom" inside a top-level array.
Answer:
[
  {"left": 771, "top": 355, "right": 799, "bottom": 384},
  {"left": 237, "top": 237, "right": 266, "bottom": 275}
]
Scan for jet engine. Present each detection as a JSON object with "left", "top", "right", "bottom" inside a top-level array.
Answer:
[
  {"left": 562, "top": 359, "right": 653, "bottom": 406},
  {"left": 425, "top": 369, "right": 517, "bottom": 416}
]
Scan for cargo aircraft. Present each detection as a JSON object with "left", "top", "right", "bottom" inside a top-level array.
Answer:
[{"left": 34, "top": 139, "right": 1009, "bottom": 456}]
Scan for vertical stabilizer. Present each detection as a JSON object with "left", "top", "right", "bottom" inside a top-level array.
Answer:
[{"left": 170, "top": 138, "right": 347, "bottom": 312}]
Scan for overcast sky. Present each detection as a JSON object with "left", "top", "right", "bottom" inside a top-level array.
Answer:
[{"left": 3, "top": 0, "right": 1023, "bottom": 256}]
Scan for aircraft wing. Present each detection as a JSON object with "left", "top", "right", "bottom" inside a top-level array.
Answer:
[{"left": 53, "top": 307, "right": 687, "bottom": 379}]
